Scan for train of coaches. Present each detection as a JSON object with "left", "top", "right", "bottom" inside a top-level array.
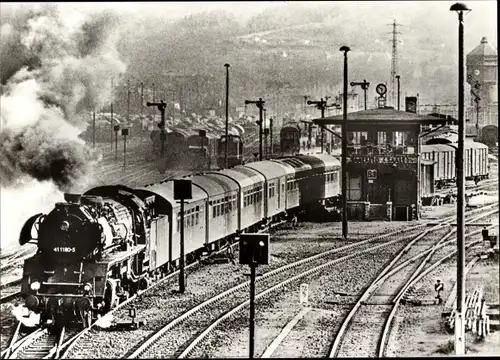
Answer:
[{"left": 19, "top": 152, "right": 340, "bottom": 327}]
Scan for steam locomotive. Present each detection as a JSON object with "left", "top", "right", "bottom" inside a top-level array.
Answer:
[
  {"left": 19, "top": 191, "right": 155, "bottom": 327},
  {"left": 19, "top": 153, "right": 341, "bottom": 327}
]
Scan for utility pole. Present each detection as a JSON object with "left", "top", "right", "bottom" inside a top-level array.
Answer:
[
  {"left": 387, "top": 19, "right": 402, "bottom": 107},
  {"left": 127, "top": 79, "right": 131, "bottom": 124},
  {"left": 92, "top": 112, "right": 96, "bottom": 148},
  {"left": 147, "top": 100, "right": 167, "bottom": 157},
  {"left": 140, "top": 82, "right": 144, "bottom": 141},
  {"left": 269, "top": 117, "right": 273, "bottom": 158},
  {"left": 263, "top": 109, "right": 268, "bottom": 159},
  {"left": 340, "top": 45, "right": 350, "bottom": 240},
  {"left": 307, "top": 98, "right": 327, "bottom": 153},
  {"left": 245, "top": 98, "right": 266, "bottom": 161},
  {"left": 396, "top": 75, "right": 401, "bottom": 110},
  {"left": 110, "top": 76, "right": 114, "bottom": 151},
  {"left": 224, "top": 63, "right": 230, "bottom": 168},
  {"left": 350, "top": 80, "right": 370, "bottom": 110}
]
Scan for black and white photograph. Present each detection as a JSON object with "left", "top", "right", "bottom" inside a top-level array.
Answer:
[{"left": 0, "top": 1, "right": 498, "bottom": 358}]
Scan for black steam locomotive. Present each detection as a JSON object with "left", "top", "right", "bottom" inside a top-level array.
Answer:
[{"left": 19, "top": 190, "right": 156, "bottom": 327}]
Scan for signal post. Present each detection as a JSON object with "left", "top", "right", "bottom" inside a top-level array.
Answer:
[
  {"left": 147, "top": 100, "right": 167, "bottom": 157},
  {"left": 239, "top": 233, "right": 270, "bottom": 358},
  {"left": 174, "top": 179, "right": 192, "bottom": 293},
  {"left": 307, "top": 98, "right": 327, "bottom": 153},
  {"left": 245, "top": 98, "right": 265, "bottom": 161}
]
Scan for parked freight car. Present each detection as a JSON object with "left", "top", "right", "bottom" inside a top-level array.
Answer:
[{"left": 421, "top": 140, "right": 489, "bottom": 189}]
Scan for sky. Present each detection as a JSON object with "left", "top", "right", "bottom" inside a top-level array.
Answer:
[{"left": 2, "top": 2, "right": 496, "bottom": 46}]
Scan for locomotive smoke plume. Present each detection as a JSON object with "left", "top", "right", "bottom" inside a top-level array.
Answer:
[
  {"left": 11, "top": 304, "right": 41, "bottom": 328},
  {"left": 0, "top": 4, "right": 126, "bottom": 248}
]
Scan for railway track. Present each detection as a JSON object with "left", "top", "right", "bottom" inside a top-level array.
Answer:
[
  {"left": 4, "top": 323, "right": 88, "bottom": 359},
  {"left": 120, "top": 205, "right": 497, "bottom": 359},
  {"left": 329, "top": 207, "right": 498, "bottom": 358},
  {"left": 3, "top": 205, "right": 496, "bottom": 358}
]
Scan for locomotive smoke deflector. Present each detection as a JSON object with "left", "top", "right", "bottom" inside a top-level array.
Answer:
[{"left": 19, "top": 213, "right": 44, "bottom": 245}]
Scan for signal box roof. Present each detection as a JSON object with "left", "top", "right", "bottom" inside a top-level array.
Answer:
[{"left": 312, "top": 107, "right": 456, "bottom": 126}]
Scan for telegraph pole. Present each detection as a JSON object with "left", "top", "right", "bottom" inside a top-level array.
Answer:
[
  {"left": 340, "top": 45, "right": 350, "bottom": 240},
  {"left": 307, "top": 98, "right": 327, "bottom": 153},
  {"left": 147, "top": 100, "right": 167, "bottom": 157},
  {"left": 245, "top": 98, "right": 265, "bottom": 161},
  {"left": 269, "top": 117, "right": 273, "bottom": 158},
  {"left": 350, "top": 80, "right": 370, "bottom": 110},
  {"left": 263, "top": 108, "right": 267, "bottom": 159},
  {"left": 92, "top": 112, "right": 96, "bottom": 148},
  {"left": 396, "top": 75, "right": 401, "bottom": 110},
  {"left": 127, "top": 79, "right": 131, "bottom": 124},
  {"left": 140, "top": 82, "right": 144, "bottom": 141},
  {"left": 224, "top": 63, "right": 230, "bottom": 168}
]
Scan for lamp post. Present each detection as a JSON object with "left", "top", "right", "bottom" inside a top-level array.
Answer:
[
  {"left": 450, "top": 2, "right": 470, "bottom": 355},
  {"left": 224, "top": 63, "right": 230, "bottom": 168},
  {"left": 396, "top": 75, "right": 401, "bottom": 110},
  {"left": 340, "top": 45, "right": 350, "bottom": 240}
]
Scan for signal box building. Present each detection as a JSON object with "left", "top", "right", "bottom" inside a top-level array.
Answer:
[{"left": 313, "top": 107, "right": 451, "bottom": 221}]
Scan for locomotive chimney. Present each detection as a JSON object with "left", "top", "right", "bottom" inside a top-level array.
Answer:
[{"left": 64, "top": 193, "right": 82, "bottom": 204}]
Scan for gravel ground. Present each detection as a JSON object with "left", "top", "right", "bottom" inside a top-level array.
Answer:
[
  {"left": 188, "top": 241, "right": 413, "bottom": 358},
  {"left": 387, "top": 244, "right": 499, "bottom": 357},
  {"left": 65, "top": 223, "right": 424, "bottom": 358}
]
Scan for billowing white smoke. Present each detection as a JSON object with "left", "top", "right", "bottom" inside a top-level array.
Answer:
[
  {"left": 0, "top": 4, "right": 126, "bottom": 249},
  {"left": 95, "top": 313, "right": 114, "bottom": 329},
  {"left": 11, "top": 304, "right": 41, "bottom": 328}
]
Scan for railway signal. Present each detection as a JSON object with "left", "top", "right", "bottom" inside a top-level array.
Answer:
[
  {"left": 174, "top": 179, "right": 193, "bottom": 294},
  {"left": 470, "top": 81, "right": 481, "bottom": 130},
  {"left": 307, "top": 98, "right": 327, "bottom": 153},
  {"left": 350, "top": 80, "right": 370, "bottom": 110},
  {"left": 146, "top": 101, "right": 167, "bottom": 158},
  {"left": 122, "top": 127, "right": 129, "bottom": 168},
  {"left": 245, "top": 98, "right": 265, "bottom": 161},
  {"left": 239, "top": 233, "right": 270, "bottom": 358},
  {"left": 114, "top": 125, "right": 120, "bottom": 160}
]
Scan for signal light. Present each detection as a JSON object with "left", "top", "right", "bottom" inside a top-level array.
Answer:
[
  {"left": 83, "top": 283, "right": 92, "bottom": 292},
  {"left": 239, "top": 233, "right": 270, "bottom": 265}
]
